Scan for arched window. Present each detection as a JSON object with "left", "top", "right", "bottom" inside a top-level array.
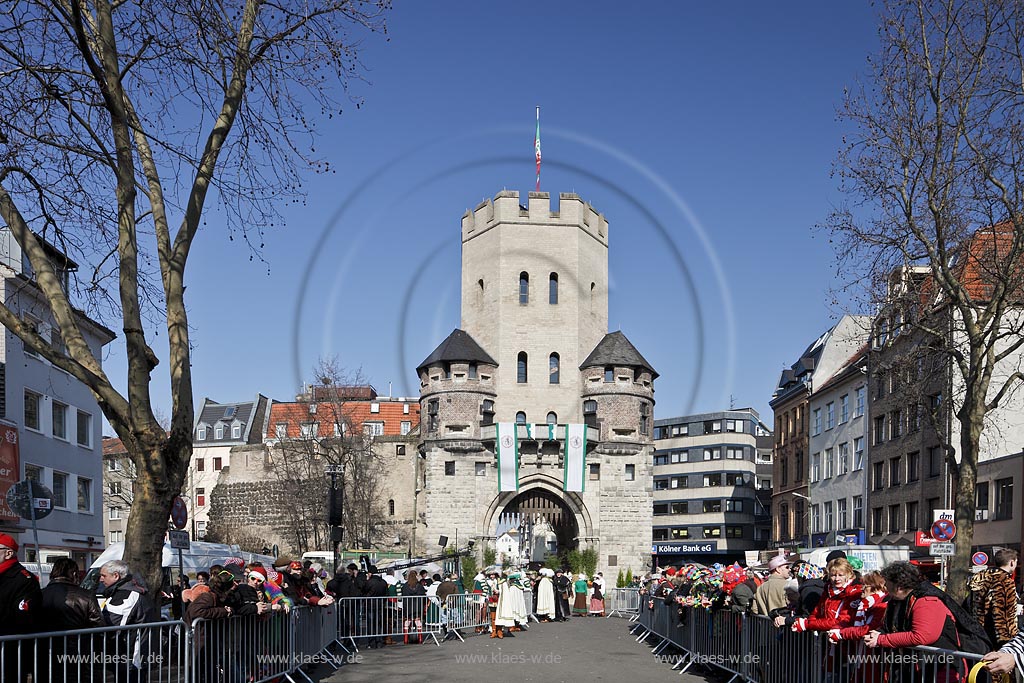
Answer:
[
  {"left": 549, "top": 353, "right": 560, "bottom": 384},
  {"left": 388, "top": 499, "right": 395, "bottom": 516},
  {"left": 546, "top": 411, "right": 557, "bottom": 425},
  {"left": 517, "top": 352, "right": 528, "bottom": 383},
  {"left": 549, "top": 273, "right": 558, "bottom": 304},
  {"left": 519, "top": 272, "right": 530, "bottom": 304},
  {"left": 516, "top": 411, "right": 527, "bottom": 424}
]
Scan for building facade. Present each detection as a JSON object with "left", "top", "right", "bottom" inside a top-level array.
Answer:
[
  {"left": 770, "top": 316, "right": 870, "bottom": 547},
  {"left": 417, "top": 190, "right": 656, "bottom": 576},
  {"left": 651, "top": 409, "right": 771, "bottom": 565},
  {"left": 0, "top": 230, "right": 115, "bottom": 569},
  {"left": 807, "top": 344, "right": 870, "bottom": 547}
]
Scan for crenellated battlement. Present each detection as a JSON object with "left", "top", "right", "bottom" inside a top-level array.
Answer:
[{"left": 461, "top": 190, "right": 608, "bottom": 243}]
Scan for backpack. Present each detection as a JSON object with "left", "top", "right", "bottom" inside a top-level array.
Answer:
[{"left": 918, "top": 582, "right": 992, "bottom": 655}]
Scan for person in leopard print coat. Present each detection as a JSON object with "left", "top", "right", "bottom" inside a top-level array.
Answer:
[{"left": 968, "top": 548, "right": 1019, "bottom": 648}]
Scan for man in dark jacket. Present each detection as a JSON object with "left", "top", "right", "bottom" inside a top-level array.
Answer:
[
  {"left": 99, "top": 560, "right": 159, "bottom": 683},
  {"left": 41, "top": 557, "right": 103, "bottom": 629},
  {"left": 553, "top": 569, "right": 571, "bottom": 621},
  {"left": 363, "top": 567, "right": 389, "bottom": 648}
]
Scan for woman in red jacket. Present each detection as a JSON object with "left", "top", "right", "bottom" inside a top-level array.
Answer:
[{"left": 791, "top": 558, "right": 864, "bottom": 683}]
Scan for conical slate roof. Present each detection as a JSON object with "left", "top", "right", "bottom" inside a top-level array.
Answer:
[
  {"left": 580, "top": 331, "right": 658, "bottom": 379},
  {"left": 417, "top": 329, "right": 497, "bottom": 372}
]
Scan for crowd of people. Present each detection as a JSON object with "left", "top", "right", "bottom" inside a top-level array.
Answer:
[{"left": 636, "top": 548, "right": 1024, "bottom": 681}]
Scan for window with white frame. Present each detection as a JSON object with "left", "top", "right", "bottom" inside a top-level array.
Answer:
[
  {"left": 838, "top": 442, "right": 850, "bottom": 474},
  {"left": 364, "top": 422, "right": 384, "bottom": 437},
  {"left": 812, "top": 408, "right": 821, "bottom": 435},
  {"left": 840, "top": 395, "right": 849, "bottom": 423},
  {"left": 826, "top": 402, "right": 835, "bottom": 430},
  {"left": 703, "top": 448, "right": 721, "bottom": 460},
  {"left": 855, "top": 387, "right": 866, "bottom": 417},
  {"left": 77, "top": 410, "right": 92, "bottom": 447},
  {"left": 110, "top": 530, "right": 123, "bottom": 544},
  {"left": 370, "top": 403, "right": 380, "bottom": 414},
  {"left": 197, "top": 424, "right": 207, "bottom": 440},
  {"left": 214, "top": 425, "right": 224, "bottom": 439},
  {"left": 838, "top": 498, "right": 848, "bottom": 529},
  {"left": 824, "top": 448, "right": 834, "bottom": 479},
  {"left": 109, "top": 506, "right": 121, "bottom": 520},
  {"left": 726, "top": 447, "right": 744, "bottom": 459},
  {"left": 854, "top": 437, "right": 865, "bottom": 470},
  {"left": 52, "top": 401, "right": 68, "bottom": 440},
  {"left": 811, "top": 504, "right": 821, "bottom": 533},
  {"left": 824, "top": 501, "right": 834, "bottom": 531},
  {"left": 401, "top": 421, "right": 411, "bottom": 435},
  {"left": 77, "top": 477, "right": 92, "bottom": 512},
  {"left": 811, "top": 452, "right": 821, "bottom": 482},
  {"left": 24, "top": 390, "right": 41, "bottom": 431},
  {"left": 300, "top": 422, "right": 318, "bottom": 438},
  {"left": 231, "top": 424, "right": 241, "bottom": 439},
  {"left": 53, "top": 471, "right": 68, "bottom": 508},
  {"left": 275, "top": 423, "right": 288, "bottom": 439}
]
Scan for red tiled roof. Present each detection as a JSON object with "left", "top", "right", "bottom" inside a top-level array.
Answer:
[
  {"left": 103, "top": 437, "right": 127, "bottom": 456},
  {"left": 956, "top": 222, "right": 1022, "bottom": 301},
  {"left": 267, "top": 400, "right": 420, "bottom": 439}
]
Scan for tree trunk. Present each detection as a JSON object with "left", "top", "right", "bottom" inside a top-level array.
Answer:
[
  {"left": 121, "top": 437, "right": 190, "bottom": 594},
  {"left": 949, "top": 401, "right": 983, "bottom": 602}
]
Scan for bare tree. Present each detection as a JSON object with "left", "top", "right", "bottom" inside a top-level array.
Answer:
[
  {"left": 829, "top": 0, "right": 1024, "bottom": 598},
  {"left": 266, "top": 359, "right": 393, "bottom": 554},
  {"left": 0, "top": 1, "right": 388, "bottom": 590}
]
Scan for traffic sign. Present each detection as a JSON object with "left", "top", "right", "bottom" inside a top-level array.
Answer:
[
  {"left": 972, "top": 551, "right": 989, "bottom": 566},
  {"left": 930, "top": 519, "right": 957, "bottom": 542},
  {"left": 930, "top": 542, "right": 955, "bottom": 556},
  {"left": 933, "top": 508, "right": 955, "bottom": 523},
  {"left": 170, "top": 495, "right": 188, "bottom": 530},
  {"left": 5, "top": 480, "right": 54, "bottom": 520},
  {"left": 168, "top": 530, "right": 190, "bottom": 550}
]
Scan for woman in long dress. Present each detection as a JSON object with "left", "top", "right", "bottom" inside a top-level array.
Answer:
[
  {"left": 589, "top": 572, "right": 605, "bottom": 616},
  {"left": 572, "top": 574, "right": 589, "bottom": 616},
  {"left": 535, "top": 568, "right": 556, "bottom": 621}
]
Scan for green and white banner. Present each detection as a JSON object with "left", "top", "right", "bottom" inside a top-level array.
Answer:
[
  {"left": 497, "top": 422, "right": 519, "bottom": 492},
  {"left": 525, "top": 423, "right": 557, "bottom": 441},
  {"left": 563, "top": 423, "right": 587, "bottom": 492}
]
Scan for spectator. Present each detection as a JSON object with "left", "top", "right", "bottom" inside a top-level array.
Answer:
[
  {"left": 185, "top": 573, "right": 237, "bottom": 683},
  {"left": 982, "top": 630, "right": 1024, "bottom": 675},
  {"left": 730, "top": 570, "right": 761, "bottom": 613},
  {"left": 790, "top": 558, "right": 862, "bottom": 632},
  {"left": 40, "top": 557, "right": 103, "bottom": 630},
  {"left": 436, "top": 573, "right": 459, "bottom": 604},
  {"left": 865, "top": 562, "right": 965, "bottom": 683},
  {"left": 829, "top": 571, "right": 889, "bottom": 683},
  {"left": 968, "top": 548, "right": 1019, "bottom": 648},
  {"left": 184, "top": 572, "right": 234, "bottom": 627},
  {"left": 790, "top": 561, "right": 827, "bottom": 616},
  {"left": 363, "top": 566, "right": 389, "bottom": 648},
  {"left": 0, "top": 533, "right": 40, "bottom": 635},
  {"left": 98, "top": 560, "right": 159, "bottom": 683},
  {"left": 754, "top": 555, "right": 792, "bottom": 616}
]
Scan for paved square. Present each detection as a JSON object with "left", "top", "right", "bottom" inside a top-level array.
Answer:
[{"left": 322, "top": 617, "right": 709, "bottom": 682}]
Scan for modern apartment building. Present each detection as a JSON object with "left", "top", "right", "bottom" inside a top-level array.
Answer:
[{"left": 652, "top": 409, "right": 772, "bottom": 565}]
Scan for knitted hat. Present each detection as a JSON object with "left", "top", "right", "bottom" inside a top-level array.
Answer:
[
  {"left": 793, "top": 562, "right": 824, "bottom": 580},
  {"left": 0, "top": 533, "right": 18, "bottom": 552}
]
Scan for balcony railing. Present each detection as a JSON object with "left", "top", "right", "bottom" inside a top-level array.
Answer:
[{"left": 479, "top": 423, "right": 600, "bottom": 443}]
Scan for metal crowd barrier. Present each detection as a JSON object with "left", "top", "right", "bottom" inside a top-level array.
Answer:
[
  {"left": 0, "top": 619, "right": 185, "bottom": 683},
  {"left": 635, "top": 598, "right": 1007, "bottom": 683},
  {"left": 335, "top": 594, "right": 443, "bottom": 648},
  {"left": 190, "top": 609, "right": 295, "bottom": 683},
  {"left": 605, "top": 588, "right": 641, "bottom": 619},
  {"left": 442, "top": 593, "right": 491, "bottom": 641}
]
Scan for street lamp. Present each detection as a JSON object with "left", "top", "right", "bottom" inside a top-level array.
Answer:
[{"left": 326, "top": 463, "right": 344, "bottom": 575}]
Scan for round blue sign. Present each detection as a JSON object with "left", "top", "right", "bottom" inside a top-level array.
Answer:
[
  {"left": 930, "top": 519, "right": 956, "bottom": 542},
  {"left": 972, "top": 552, "right": 988, "bottom": 566}
]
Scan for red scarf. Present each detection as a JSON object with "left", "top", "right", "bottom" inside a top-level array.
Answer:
[{"left": 0, "top": 557, "right": 21, "bottom": 576}]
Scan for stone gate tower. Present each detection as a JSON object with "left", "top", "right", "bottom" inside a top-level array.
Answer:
[{"left": 417, "top": 191, "right": 655, "bottom": 575}]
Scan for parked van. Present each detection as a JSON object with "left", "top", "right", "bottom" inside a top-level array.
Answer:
[
  {"left": 800, "top": 545, "right": 910, "bottom": 571},
  {"left": 81, "top": 540, "right": 275, "bottom": 594}
]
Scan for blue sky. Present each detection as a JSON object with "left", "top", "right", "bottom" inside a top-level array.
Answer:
[{"left": 109, "top": 1, "right": 882, "bottom": 427}]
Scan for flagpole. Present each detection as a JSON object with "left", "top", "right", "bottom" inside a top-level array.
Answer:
[{"left": 534, "top": 106, "right": 541, "bottom": 192}]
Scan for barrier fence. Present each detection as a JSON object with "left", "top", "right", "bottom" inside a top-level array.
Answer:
[
  {"left": 605, "top": 588, "right": 641, "bottom": 619},
  {"left": 628, "top": 597, "right": 1010, "bottom": 683},
  {"left": 4, "top": 588, "right": 1015, "bottom": 683}
]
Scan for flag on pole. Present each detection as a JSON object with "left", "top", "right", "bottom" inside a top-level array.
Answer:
[
  {"left": 534, "top": 106, "right": 542, "bottom": 192},
  {"left": 563, "top": 423, "right": 587, "bottom": 492},
  {"left": 497, "top": 422, "right": 519, "bottom": 492}
]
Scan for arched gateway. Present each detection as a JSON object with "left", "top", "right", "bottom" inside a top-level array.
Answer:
[{"left": 482, "top": 478, "right": 593, "bottom": 559}]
